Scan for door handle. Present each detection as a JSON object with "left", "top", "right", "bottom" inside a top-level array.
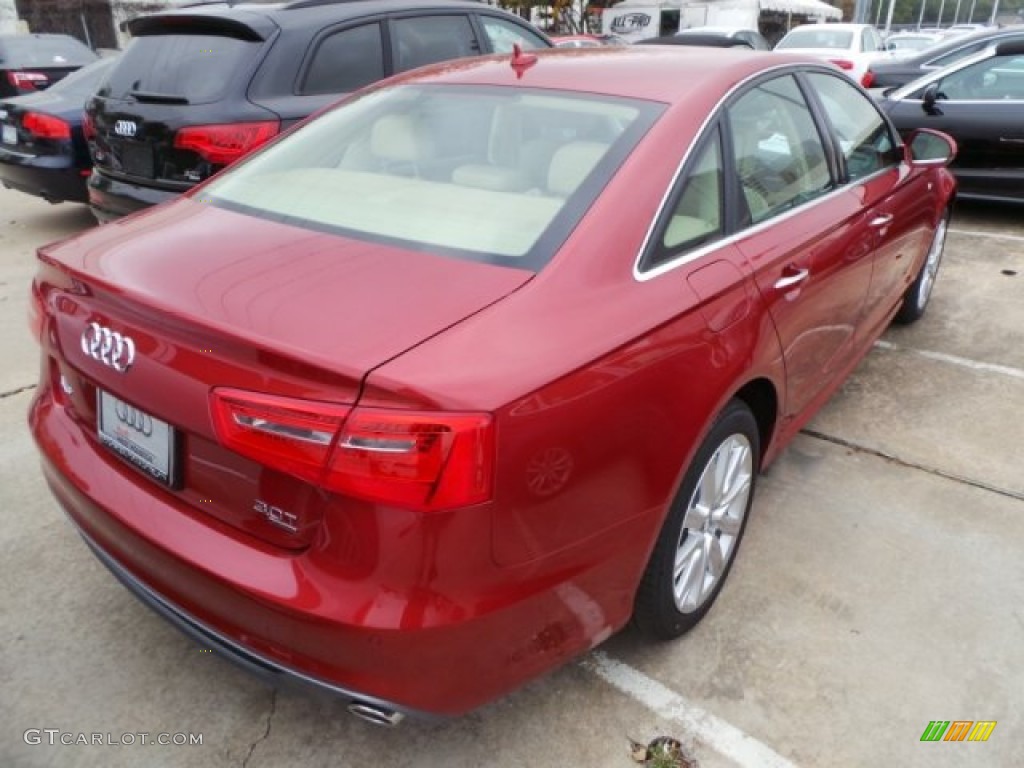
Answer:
[
  {"left": 774, "top": 267, "right": 809, "bottom": 290},
  {"left": 870, "top": 214, "right": 894, "bottom": 228},
  {"left": 999, "top": 137, "right": 1024, "bottom": 144}
]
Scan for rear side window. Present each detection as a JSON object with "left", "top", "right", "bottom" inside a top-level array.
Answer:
[
  {"left": 100, "top": 34, "right": 260, "bottom": 104},
  {"left": 0, "top": 35, "right": 96, "bottom": 67},
  {"left": 479, "top": 16, "right": 549, "bottom": 53},
  {"left": 658, "top": 133, "right": 724, "bottom": 258},
  {"left": 302, "top": 24, "right": 384, "bottom": 95},
  {"left": 392, "top": 16, "right": 478, "bottom": 73}
]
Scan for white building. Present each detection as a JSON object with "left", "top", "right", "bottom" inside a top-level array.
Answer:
[
  {"left": 1, "top": 0, "right": 22, "bottom": 34},
  {"left": 5, "top": 0, "right": 174, "bottom": 49}
]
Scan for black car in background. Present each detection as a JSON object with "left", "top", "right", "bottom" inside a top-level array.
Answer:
[
  {"left": 0, "top": 57, "right": 117, "bottom": 204},
  {"left": 635, "top": 32, "right": 757, "bottom": 49},
  {"left": 0, "top": 34, "right": 98, "bottom": 97},
  {"left": 880, "top": 39, "right": 1024, "bottom": 204},
  {"left": 85, "top": 0, "right": 552, "bottom": 222},
  {"left": 863, "top": 25, "right": 1024, "bottom": 89}
]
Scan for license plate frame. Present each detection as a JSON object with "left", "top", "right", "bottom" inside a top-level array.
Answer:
[
  {"left": 120, "top": 141, "right": 155, "bottom": 178},
  {"left": 97, "top": 390, "right": 177, "bottom": 487}
]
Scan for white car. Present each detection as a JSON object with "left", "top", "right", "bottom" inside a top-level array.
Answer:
[{"left": 775, "top": 23, "right": 892, "bottom": 83}]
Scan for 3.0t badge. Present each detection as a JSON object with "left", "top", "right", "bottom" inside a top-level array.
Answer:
[{"left": 81, "top": 321, "right": 136, "bottom": 373}]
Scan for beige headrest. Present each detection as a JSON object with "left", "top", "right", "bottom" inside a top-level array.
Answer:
[{"left": 547, "top": 141, "right": 608, "bottom": 197}]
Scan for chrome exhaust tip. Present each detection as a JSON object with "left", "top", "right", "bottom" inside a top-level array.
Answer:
[{"left": 347, "top": 701, "right": 405, "bottom": 727}]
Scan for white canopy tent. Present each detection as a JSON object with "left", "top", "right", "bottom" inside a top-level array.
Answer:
[{"left": 759, "top": 0, "right": 842, "bottom": 20}]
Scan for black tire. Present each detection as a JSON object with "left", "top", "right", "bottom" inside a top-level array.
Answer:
[
  {"left": 633, "top": 400, "right": 760, "bottom": 640},
  {"left": 894, "top": 209, "right": 949, "bottom": 325}
]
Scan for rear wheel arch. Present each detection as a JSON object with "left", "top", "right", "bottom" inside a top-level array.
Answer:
[{"left": 731, "top": 377, "right": 778, "bottom": 470}]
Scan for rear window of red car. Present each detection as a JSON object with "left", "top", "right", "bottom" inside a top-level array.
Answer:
[{"left": 205, "top": 84, "right": 663, "bottom": 271}]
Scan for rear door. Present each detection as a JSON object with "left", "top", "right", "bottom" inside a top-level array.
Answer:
[
  {"left": 88, "top": 15, "right": 277, "bottom": 189},
  {"left": 727, "top": 73, "right": 874, "bottom": 421},
  {"left": 803, "top": 70, "right": 936, "bottom": 338}
]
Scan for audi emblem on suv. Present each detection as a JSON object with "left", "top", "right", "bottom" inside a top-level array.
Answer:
[
  {"left": 113, "top": 120, "right": 138, "bottom": 138},
  {"left": 81, "top": 321, "right": 136, "bottom": 372}
]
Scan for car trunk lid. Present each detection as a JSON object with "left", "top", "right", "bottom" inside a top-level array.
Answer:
[{"left": 35, "top": 200, "right": 533, "bottom": 548}]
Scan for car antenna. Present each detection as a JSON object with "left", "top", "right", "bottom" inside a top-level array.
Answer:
[{"left": 510, "top": 43, "right": 537, "bottom": 79}]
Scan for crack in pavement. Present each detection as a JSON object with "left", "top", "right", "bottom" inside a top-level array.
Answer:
[
  {"left": 801, "top": 428, "right": 1024, "bottom": 503},
  {"left": 241, "top": 688, "right": 277, "bottom": 768},
  {"left": 1, "top": 384, "right": 36, "bottom": 399}
]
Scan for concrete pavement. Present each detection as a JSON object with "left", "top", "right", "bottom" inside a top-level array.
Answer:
[{"left": 1, "top": 187, "right": 1021, "bottom": 767}]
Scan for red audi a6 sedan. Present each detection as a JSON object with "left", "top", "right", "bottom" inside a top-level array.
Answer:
[{"left": 29, "top": 46, "right": 955, "bottom": 723}]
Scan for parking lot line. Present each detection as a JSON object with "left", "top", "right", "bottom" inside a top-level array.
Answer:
[
  {"left": 949, "top": 227, "right": 1024, "bottom": 243},
  {"left": 874, "top": 339, "right": 1024, "bottom": 381},
  {"left": 583, "top": 651, "right": 799, "bottom": 768}
]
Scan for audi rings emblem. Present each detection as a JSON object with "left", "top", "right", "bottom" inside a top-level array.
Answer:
[
  {"left": 113, "top": 120, "right": 138, "bottom": 138},
  {"left": 114, "top": 400, "right": 153, "bottom": 436},
  {"left": 81, "top": 322, "right": 136, "bottom": 373}
]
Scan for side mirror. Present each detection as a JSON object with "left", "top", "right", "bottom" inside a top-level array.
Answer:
[
  {"left": 905, "top": 128, "right": 957, "bottom": 166},
  {"left": 921, "top": 83, "right": 942, "bottom": 115}
]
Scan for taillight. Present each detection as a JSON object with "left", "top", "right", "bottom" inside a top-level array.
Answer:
[
  {"left": 82, "top": 110, "right": 96, "bottom": 141},
  {"left": 22, "top": 112, "right": 71, "bottom": 140},
  {"left": 174, "top": 120, "right": 279, "bottom": 166},
  {"left": 326, "top": 408, "right": 494, "bottom": 510},
  {"left": 7, "top": 71, "right": 48, "bottom": 90},
  {"left": 211, "top": 389, "right": 350, "bottom": 484},
  {"left": 830, "top": 59, "right": 855, "bottom": 71},
  {"left": 861, "top": 70, "right": 875, "bottom": 88},
  {"left": 210, "top": 388, "right": 494, "bottom": 510},
  {"left": 28, "top": 281, "right": 46, "bottom": 343}
]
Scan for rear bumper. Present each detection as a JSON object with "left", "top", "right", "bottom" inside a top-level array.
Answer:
[
  {"left": 0, "top": 151, "right": 87, "bottom": 203},
  {"left": 29, "top": 385, "right": 633, "bottom": 715},
  {"left": 87, "top": 170, "right": 183, "bottom": 222},
  {"left": 70, "top": 517, "right": 427, "bottom": 723}
]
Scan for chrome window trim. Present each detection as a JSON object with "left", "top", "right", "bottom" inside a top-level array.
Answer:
[
  {"left": 634, "top": 62, "right": 888, "bottom": 284},
  {"left": 637, "top": 183, "right": 852, "bottom": 282}
]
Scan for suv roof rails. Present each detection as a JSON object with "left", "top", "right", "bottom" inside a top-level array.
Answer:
[
  {"left": 174, "top": 0, "right": 282, "bottom": 7},
  {"left": 282, "top": 0, "right": 477, "bottom": 7}
]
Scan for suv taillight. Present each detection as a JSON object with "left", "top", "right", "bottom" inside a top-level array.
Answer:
[
  {"left": 7, "top": 71, "right": 48, "bottom": 90},
  {"left": 82, "top": 110, "right": 96, "bottom": 141},
  {"left": 211, "top": 389, "right": 494, "bottom": 511},
  {"left": 23, "top": 112, "right": 70, "bottom": 140},
  {"left": 861, "top": 70, "right": 875, "bottom": 88},
  {"left": 174, "top": 121, "right": 279, "bottom": 166}
]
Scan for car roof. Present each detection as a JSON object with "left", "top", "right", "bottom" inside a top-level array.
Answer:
[
  {"left": 131, "top": 0, "right": 522, "bottom": 37},
  {"left": 888, "top": 24, "right": 1024, "bottom": 66},
  {"left": 784, "top": 23, "right": 870, "bottom": 32},
  {"left": 387, "top": 46, "right": 825, "bottom": 104}
]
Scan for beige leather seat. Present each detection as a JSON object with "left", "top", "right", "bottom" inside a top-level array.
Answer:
[
  {"left": 546, "top": 141, "right": 608, "bottom": 197},
  {"left": 369, "top": 114, "right": 435, "bottom": 176}
]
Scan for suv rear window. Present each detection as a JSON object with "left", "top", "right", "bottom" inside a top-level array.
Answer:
[
  {"left": 101, "top": 34, "right": 260, "bottom": 104},
  {"left": 0, "top": 35, "right": 97, "bottom": 67}
]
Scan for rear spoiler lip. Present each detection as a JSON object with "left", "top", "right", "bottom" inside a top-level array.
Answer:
[{"left": 123, "top": 11, "right": 277, "bottom": 42}]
